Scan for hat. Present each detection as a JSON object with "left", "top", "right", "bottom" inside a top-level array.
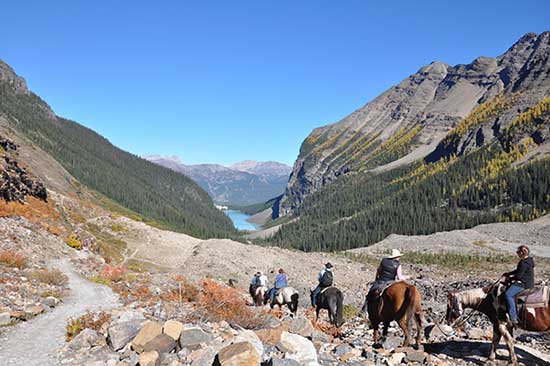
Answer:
[
  {"left": 255, "top": 271, "right": 261, "bottom": 275},
  {"left": 388, "top": 249, "right": 403, "bottom": 259},
  {"left": 258, "top": 271, "right": 264, "bottom": 276},
  {"left": 325, "top": 262, "right": 333, "bottom": 268}
]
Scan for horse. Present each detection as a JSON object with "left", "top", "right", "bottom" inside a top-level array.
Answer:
[
  {"left": 264, "top": 287, "right": 299, "bottom": 315},
  {"left": 313, "top": 286, "right": 344, "bottom": 327},
  {"left": 446, "top": 283, "right": 550, "bottom": 365},
  {"left": 361, "top": 281, "right": 424, "bottom": 348},
  {"left": 251, "top": 285, "right": 268, "bottom": 306}
]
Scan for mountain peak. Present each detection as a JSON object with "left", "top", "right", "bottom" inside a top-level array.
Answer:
[{"left": 0, "top": 60, "right": 28, "bottom": 94}]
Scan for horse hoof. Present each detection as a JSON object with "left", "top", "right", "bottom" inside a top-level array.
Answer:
[{"left": 373, "top": 343, "right": 382, "bottom": 349}]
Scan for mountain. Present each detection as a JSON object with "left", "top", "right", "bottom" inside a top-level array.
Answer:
[
  {"left": 268, "top": 32, "right": 550, "bottom": 251},
  {"left": 144, "top": 156, "right": 291, "bottom": 206},
  {"left": 0, "top": 60, "right": 235, "bottom": 239}
]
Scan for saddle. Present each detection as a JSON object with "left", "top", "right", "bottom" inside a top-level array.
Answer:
[
  {"left": 320, "top": 286, "right": 336, "bottom": 295},
  {"left": 515, "top": 286, "right": 549, "bottom": 309}
]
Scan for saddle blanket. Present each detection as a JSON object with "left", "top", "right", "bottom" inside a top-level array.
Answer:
[{"left": 516, "top": 286, "right": 549, "bottom": 308}]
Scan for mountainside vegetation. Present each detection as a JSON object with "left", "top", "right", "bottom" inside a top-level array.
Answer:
[
  {"left": 0, "top": 66, "right": 235, "bottom": 239},
  {"left": 267, "top": 94, "right": 550, "bottom": 251}
]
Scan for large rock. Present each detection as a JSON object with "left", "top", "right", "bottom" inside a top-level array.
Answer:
[
  {"left": 132, "top": 320, "right": 163, "bottom": 353},
  {"left": 179, "top": 328, "right": 213, "bottom": 351},
  {"left": 278, "top": 331, "right": 319, "bottom": 366},
  {"left": 108, "top": 320, "right": 142, "bottom": 351},
  {"left": 143, "top": 334, "right": 177, "bottom": 354},
  {"left": 217, "top": 341, "right": 260, "bottom": 366},
  {"left": 0, "top": 312, "right": 10, "bottom": 326},
  {"left": 163, "top": 320, "right": 184, "bottom": 341},
  {"left": 287, "top": 316, "right": 314, "bottom": 338},
  {"left": 232, "top": 329, "right": 264, "bottom": 359},
  {"left": 68, "top": 328, "right": 100, "bottom": 350},
  {"left": 139, "top": 350, "right": 160, "bottom": 366},
  {"left": 255, "top": 325, "right": 288, "bottom": 346}
]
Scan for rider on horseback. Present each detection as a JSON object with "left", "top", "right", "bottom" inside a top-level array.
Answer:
[
  {"left": 502, "top": 245, "right": 535, "bottom": 326},
  {"left": 249, "top": 271, "right": 268, "bottom": 298},
  {"left": 311, "top": 262, "right": 334, "bottom": 307},
  {"left": 364, "top": 249, "right": 409, "bottom": 310},
  {"left": 269, "top": 268, "right": 288, "bottom": 302}
]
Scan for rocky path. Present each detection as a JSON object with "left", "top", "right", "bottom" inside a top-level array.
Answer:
[{"left": 0, "top": 259, "right": 120, "bottom": 366}]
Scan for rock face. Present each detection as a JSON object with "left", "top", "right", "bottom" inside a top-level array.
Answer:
[
  {"left": 0, "top": 135, "right": 47, "bottom": 203},
  {"left": 131, "top": 320, "right": 163, "bottom": 352},
  {"left": 278, "top": 31, "right": 550, "bottom": 216}
]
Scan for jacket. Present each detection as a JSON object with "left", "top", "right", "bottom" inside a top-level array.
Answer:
[
  {"left": 509, "top": 257, "right": 535, "bottom": 289},
  {"left": 377, "top": 258, "right": 400, "bottom": 282},
  {"left": 274, "top": 273, "right": 288, "bottom": 289}
]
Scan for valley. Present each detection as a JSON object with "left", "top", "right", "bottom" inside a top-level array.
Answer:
[{"left": 0, "top": 29, "right": 549, "bottom": 366}]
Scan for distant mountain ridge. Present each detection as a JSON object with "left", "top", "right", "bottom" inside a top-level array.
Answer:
[{"left": 144, "top": 156, "right": 291, "bottom": 206}]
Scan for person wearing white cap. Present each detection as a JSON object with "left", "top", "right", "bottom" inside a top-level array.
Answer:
[
  {"left": 249, "top": 271, "right": 268, "bottom": 299},
  {"left": 362, "top": 249, "right": 409, "bottom": 314}
]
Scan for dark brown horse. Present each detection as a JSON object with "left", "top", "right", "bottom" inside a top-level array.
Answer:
[
  {"left": 447, "top": 284, "right": 550, "bottom": 365},
  {"left": 313, "top": 287, "right": 344, "bottom": 327},
  {"left": 361, "top": 281, "right": 424, "bottom": 348}
]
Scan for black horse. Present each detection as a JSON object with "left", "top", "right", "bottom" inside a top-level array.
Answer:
[{"left": 313, "top": 287, "right": 344, "bottom": 327}]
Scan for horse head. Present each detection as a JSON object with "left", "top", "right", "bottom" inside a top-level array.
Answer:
[{"left": 446, "top": 291, "right": 463, "bottom": 325}]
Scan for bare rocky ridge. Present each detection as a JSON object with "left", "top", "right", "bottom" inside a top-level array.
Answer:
[{"left": 278, "top": 32, "right": 550, "bottom": 216}]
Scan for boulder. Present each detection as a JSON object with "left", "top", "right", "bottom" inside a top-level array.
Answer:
[
  {"left": 68, "top": 328, "right": 100, "bottom": 350},
  {"left": 217, "top": 341, "right": 260, "bottom": 366},
  {"left": 132, "top": 320, "right": 163, "bottom": 353},
  {"left": 0, "top": 312, "right": 10, "bottom": 326},
  {"left": 179, "top": 328, "right": 213, "bottom": 351},
  {"left": 108, "top": 320, "right": 142, "bottom": 351},
  {"left": 163, "top": 320, "right": 184, "bottom": 341},
  {"left": 42, "top": 296, "right": 58, "bottom": 308},
  {"left": 232, "top": 329, "right": 264, "bottom": 359},
  {"left": 255, "top": 325, "right": 288, "bottom": 346},
  {"left": 287, "top": 316, "right": 314, "bottom": 338},
  {"left": 24, "top": 304, "right": 43, "bottom": 318},
  {"left": 139, "top": 350, "right": 160, "bottom": 366},
  {"left": 271, "top": 359, "right": 302, "bottom": 366},
  {"left": 143, "top": 334, "right": 177, "bottom": 354},
  {"left": 389, "top": 352, "right": 406, "bottom": 365},
  {"left": 278, "top": 331, "right": 319, "bottom": 366}
]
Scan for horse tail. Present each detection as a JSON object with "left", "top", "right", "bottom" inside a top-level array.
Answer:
[
  {"left": 335, "top": 289, "right": 344, "bottom": 327},
  {"left": 291, "top": 292, "right": 299, "bottom": 314},
  {"left": 406, "top": 285, "right": 425, "bottom": 344}
]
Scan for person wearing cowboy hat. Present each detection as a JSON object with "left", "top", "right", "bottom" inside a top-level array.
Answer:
[
  {"left": 311, "top": 262, "right": 334, "bottom": 307},
  {"left": 362, "top": 249, "right": 409, "bottom": 313}
]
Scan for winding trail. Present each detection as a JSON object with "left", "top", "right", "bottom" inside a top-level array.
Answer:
[{"left": 0, "top": 259, "right": 120, "bottom": 366}]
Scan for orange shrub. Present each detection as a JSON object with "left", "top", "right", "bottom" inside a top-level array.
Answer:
[
  {"left": 66, "top": 311, "right": 111, "bottom": 341},
  {"left": 0, "top": 249, "right": 28, "bottom": 269},
  {"left": 100, "top": 264, "right": 126, "bottom": 282},
  {"left": 197, "top": 279, "right": 267, "bottom": 329}
]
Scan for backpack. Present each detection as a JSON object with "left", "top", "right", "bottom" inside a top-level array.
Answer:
[{"left": 320, "top": 270, "right": 333, "bottom": 287}]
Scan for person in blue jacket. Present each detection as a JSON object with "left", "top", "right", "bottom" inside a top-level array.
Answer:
[{"left": 269, "top": 268, "right": 288, "bottom": 302}]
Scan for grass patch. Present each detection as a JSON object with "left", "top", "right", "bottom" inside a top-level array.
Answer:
[
  {"left": 66, "top": 311, "right": 111, "bottom": 341},
  {"left": 343, "top": 304, "right": 359, "bottom": 321},
  {"left": 86, "top": 223, "right": 127, "bottom": 263}
]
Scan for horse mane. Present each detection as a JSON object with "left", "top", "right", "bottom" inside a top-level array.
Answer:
[{"left": 456, "top": 287, "right": 486, "bottom": 307}]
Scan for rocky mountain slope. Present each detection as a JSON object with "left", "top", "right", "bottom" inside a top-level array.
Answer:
[
  {"left": 0, "top": 61, "right": 234, "bottom": 238},
  {"left": 278, "top": 32, "right": 550, "bottom": 216},
  {"left": 268, "top": 32, "right": 550, "bottom": 251},
  {"left": 145, "top": 155, "right": 291, "bottom": 206}
]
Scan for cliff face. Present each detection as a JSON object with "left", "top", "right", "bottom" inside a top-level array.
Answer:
[{"left": 278, "top": 32, "right": 550, "bottom": 216}]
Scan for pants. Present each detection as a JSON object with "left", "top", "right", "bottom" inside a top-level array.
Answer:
[
  {"left": 269, "top": 288, "right": 277, "bottom": 302},
  {"left": 505, "top": 284, "right": 524, "bottom": 322},
  {"left": 311, "top": 285, "right": 321, "bottom": 306}
]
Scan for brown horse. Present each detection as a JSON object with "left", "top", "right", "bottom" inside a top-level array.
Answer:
[
  {"left": 361, "top": 281, "right": 424, "bottom": 348},
  {"left": 446, "top": 284, "right": 550, "bottom": 365}
]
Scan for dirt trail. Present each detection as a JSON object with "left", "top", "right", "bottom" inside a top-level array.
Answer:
[{"left": 0, "top": 259, "right": 119, "bottom": 366}]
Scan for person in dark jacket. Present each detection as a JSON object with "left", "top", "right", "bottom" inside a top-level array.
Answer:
[
  {"left": 362, "top": 249, "right": 409, "bottom": 313},
  {"left": 311, "top": 262, "right": 334, "bottom": 307},
  {"left": 503, "top": 245, "right": 535, "bottom": 326}
]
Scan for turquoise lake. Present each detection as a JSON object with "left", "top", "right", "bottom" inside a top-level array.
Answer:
[{"left": 224, "top": 210, "right": 258, "bottom": 231}]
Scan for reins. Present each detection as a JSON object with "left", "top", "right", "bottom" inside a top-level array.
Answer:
[{"left": 435, "top": 277, "right": 503, "bottom": 338}]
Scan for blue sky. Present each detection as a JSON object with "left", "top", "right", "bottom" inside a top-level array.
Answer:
[{"left": 1, "top": 1, "right": 548, "bottom": 166}]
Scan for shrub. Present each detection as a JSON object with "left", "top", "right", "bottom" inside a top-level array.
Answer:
[
  {"left": 197, "top": 279, "right": 267, "bottom": 329},
  {"left": 109, "top": 223, "right": 127, "bottom": 232},
  {"left": 65, "top": 233, "right": 82, "bottom": 250},
  {"left": 66, "top": 311, "right": 111, "bottom": 341},
  {"left": 30, "top": 268, "right": 68, "bottom": 286},
  {"left": 343, "top": 304, "right": 358, "bottom": 321},
  {"left": 100, "top": 264, "right": 126, "bottom": 282},
  {"left": 0, "top": 249, "right": 28, "bottom": 269}
]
